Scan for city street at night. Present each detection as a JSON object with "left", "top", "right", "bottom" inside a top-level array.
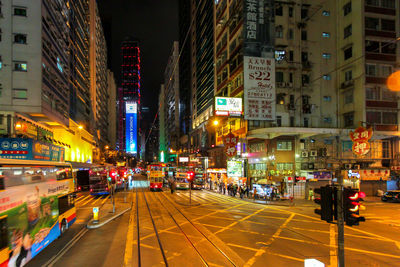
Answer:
[{"left": 26, "top": 175, "right": 400, "bottom": 267}]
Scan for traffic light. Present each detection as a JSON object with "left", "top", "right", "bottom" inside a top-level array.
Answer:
[
  {"left": 343, "top": 187, "right": 366, "bottom": 226},
  {"left": 314, "top": 186, "right": 335, "bottom": 222},
  {"left": 108, "top": 170, "right": 117, "bottom": 184},
  {"left": 187, "top": 171, "right": 195, "bottom": 182}
]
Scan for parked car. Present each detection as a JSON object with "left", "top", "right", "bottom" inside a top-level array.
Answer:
[{"left": 381, "top": 190, "right": 400, "bottom": 202}]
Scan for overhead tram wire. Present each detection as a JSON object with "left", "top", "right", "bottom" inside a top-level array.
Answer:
[{"left": 143, "top": 3, "right": 201, "bottom": 147}]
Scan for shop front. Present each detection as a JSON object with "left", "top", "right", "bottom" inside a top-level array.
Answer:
[
  {"left": 342, "top": 169, "right": 389, "bottom": 196},
  {"left": 206, "top": 168, "right": 227, "bottom": 190}
]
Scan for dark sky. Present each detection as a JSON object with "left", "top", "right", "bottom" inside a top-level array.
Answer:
[{"left": 97, "top": 0, "right": 179, "bottom": 118}]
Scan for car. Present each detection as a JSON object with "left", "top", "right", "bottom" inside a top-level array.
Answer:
[{"left": 381, "top": 190, "right": 400, "bottom": 202}]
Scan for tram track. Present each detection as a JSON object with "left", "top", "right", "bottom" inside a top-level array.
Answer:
[{"left": 157, "top": 192, "right": 237, "bottom": 267}]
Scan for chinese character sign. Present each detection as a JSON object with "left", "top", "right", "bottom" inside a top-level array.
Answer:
[
  {"left": 349, "top": 126, "right": 373, "bottom": 156},
  {"left": 244, "top": 56, "right": 276, "bottom": 120},
  {"left": 223, "top": 133, "right": 238, "bottom": 157}
]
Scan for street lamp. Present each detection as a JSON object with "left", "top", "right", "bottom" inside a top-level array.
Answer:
[
  {"left": 78, "top": 125, "right": 83, "bottom": 130},
  {"left": 213, "top": 120, "right": 219, "bottom": 126},
  {"left": 105, "top": 145, "right": 109, "bottom": 150},
  {"left": 387, "top": 71, "right": 400, "bottom": 91}
]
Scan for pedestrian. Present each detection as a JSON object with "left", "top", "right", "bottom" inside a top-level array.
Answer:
[
  {"left": 308, "top": 188, "right": 314, "bottom": 200},
  {"left": 233, "top": 184, "right": 238, "bottom": 197},
  {"left": 253, "top": 187, "right": 257, "bottom": 200},
  {"left": 222, "top": 182, "right": 226, "bottom": 195},
  {"left": 271, "top": 188, "right": 275, "bottom": 201},
  {"left": 240, "top": 185, "right": 244, "bottom": 199},
  {"left": 246, "top": 185, "right": 249, "bottom": 198}
]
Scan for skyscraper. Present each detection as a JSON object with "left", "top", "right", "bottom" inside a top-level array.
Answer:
[{"left": 118, "top": 38, "right": 141, "bottom": 155}]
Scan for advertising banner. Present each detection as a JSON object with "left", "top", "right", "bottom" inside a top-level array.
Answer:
[
  {"left": 227, "top": 160, "right": 243, "bottom": 178},
  {"left": 0, "top": 138, "right": 64, "bottom": 161},
  {"left": 243, "top": 56, "right": 275, "bottom": 120},
  {"left": 215, "top": 97, "right": 242, "bottom": 117},
  {"left": 125, "top": 102, "right": 138, "bottom": 154}
]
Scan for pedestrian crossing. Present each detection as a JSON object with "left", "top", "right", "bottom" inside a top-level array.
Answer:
[{"left": 75, "top": 194, "right": 110, "bottom": 208}]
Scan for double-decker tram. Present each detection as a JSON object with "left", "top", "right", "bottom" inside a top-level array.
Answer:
[
  {"left": 175, "top": 168, "right": 190, "bottom": 190},
  {"left": 192, "top": 168, "right": 205, "bottom": 190},
  {"left": 0, "top": 159, "right": 76, "bottom": 266},
  {"left": 89, "top": 167, "right": 110, "bottom": 195},
  {"left": 147, "top": 164, "right": 164, "bottom": 191}
]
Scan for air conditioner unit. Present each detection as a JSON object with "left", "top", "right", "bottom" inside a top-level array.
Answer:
[
  {"left": 310, "top": 150, "right": 317, "bottom": 157},
  {"left": 301, "top": 151, "right": 308, "bottom": 158},
  {"left": 344, "top": 164, "right": 352, "bottom": 169},
  {"left": 308, "top": 163, "right": 315, "bottom": 170}
]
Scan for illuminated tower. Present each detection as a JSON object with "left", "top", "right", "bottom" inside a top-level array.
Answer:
[{"left": 118, "top": 38, "right": 141, "bottom": 155}]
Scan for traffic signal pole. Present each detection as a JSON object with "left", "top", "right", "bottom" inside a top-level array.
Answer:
[{"left": 336, "top": 136, "right": 345, "bottom": 267}]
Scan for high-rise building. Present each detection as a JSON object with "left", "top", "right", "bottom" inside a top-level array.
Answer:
[
  {"left": 118, "top": 38, "right": 141, "bottom": 155},
  {"left": 178, "top": 0, "right": 192, "bottom": 152},
  {"left": 69, "top": 0, "right": 91, "bottom": 127},
  {"left": 164, "top": 42, "right": 180, "bottom": 155},
  {"left": 158, "top": 85, "right": 167, "bottom": 162},
  {"left": 0, "top": 0, "right": 70, "bottom": 126},
  {"left": 107, "top": 70, "right": 117, "bottom": 150},
  {"left": 90, "top": 0, "right": 108, "bottom": 148},
  {"left": 190, "top": 0, "right": 215, "bottom": 156}
]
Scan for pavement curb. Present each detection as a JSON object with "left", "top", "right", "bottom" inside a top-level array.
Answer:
[{"left": 86, "top": 207, "right": 131, "bottom": 229}]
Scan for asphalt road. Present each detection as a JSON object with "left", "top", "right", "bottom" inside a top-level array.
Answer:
[{"left": 27, "top": 174, "right": 400, "bottom": 267}]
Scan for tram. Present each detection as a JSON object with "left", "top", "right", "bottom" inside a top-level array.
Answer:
[{"left": 147, "top": 164, "right": 164, "bottom": 191}]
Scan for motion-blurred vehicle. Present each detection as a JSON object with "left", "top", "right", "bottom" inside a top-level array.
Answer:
[
  {"left": 381, "top": 190, "right": 400, "bottom": 202},
  {"left": 76, "top": 170, "right": 90, "bottom": 191},
  {"left": 252, "top": 184, "right": 266, "bottom": 198}
]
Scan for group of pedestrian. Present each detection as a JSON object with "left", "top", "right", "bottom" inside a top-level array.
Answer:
[{"left": 169, "top": 178, "right": 176, "bottom": 194}]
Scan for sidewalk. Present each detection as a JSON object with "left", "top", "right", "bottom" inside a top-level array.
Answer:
[
  {"left": 205, "top": 189, "right": 317, "bottom": 207},
  {"left": 87, "top": 190, "right": 132, "bottom": 229}
]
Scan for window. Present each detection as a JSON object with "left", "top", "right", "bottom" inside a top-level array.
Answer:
[
  {"left": 322, "top": 32, "right": 330, "bottom": 38},
  {"left": 382, "top": 112, "right": 397, "bottom": 124},
  {"left": 277, "top": 141, "right": 292, "bottom": 151},
  {"left": 14, "top": 34, "right": 27, "bottom": 44},
  {"left": 276, "top": 163, "right": 294, "bottom": 171},
  {"left": 366, "top": 87, "right": 380, "bottom": 100},
  {"left": 381, "top": 19, "right": 395, "bottom": 31},
  {"left": 302, "top": 74, "right": 310, "bottom": 86},
  {"left": 301, "top": 52, "right": 308, "bottom": 62},
  {"left": 287, "top": 29, "right": 294, "bottom": 40},
  {"left": 343, "top": 2, "right": 351, "bottom": 16},
  {"left": 365, "top": 17, "right": 379, "bottom": 30},
  {"left": 301, "top": 8, "right": 308, "bottom": 19},
  {"left": 289, "top": 51, "right": 294, "bottom": 61},
  {"left": 276, "top": 72, "right": 284, "bottom": 82},
  {"left": 322, "top": 10, "right": 330, "bottom": 16},
  {"left": 304, "top": 118, "right": 309, "bottom": 127},
  {"left": 13, "top": 89, "right": 27, "bottom": 99},
  {"left": 367, "top": 111, "right": 381, "bottom": 124},
  {"left": 301, "top": 30, "right": 307, "bottom": 41},
  {"left": 275, "top": 5, "right": 283, "bottom": 16},
  {"left": 14, "top": 7, "right": 27, "bottom": 16},
  {"left": 58, "top": 194, "right": 75, "bottom": 215},
  {"left": 344, "top": 24, "right": 352, "bottom": 38},
  {"left": 275, "top": 26, "right": 283, "bottom": 38},
  {"left": 345, "top": 70, "right": 352, "bottom": 81},
  {"left": 365, "top": 64, "right": 377, "bottom": 76},
  {"left": 344, "top": 47, "right": 352, "bottom": 60},
  {"left": 289, "top": 7, "right": 293, "bottom": 17},
  {"left": 323, "top": 96, "right": 332, "bottom": 102},
  {"left": 344, "top": 90, "right": 353, "bottom": 104},
  {"left": 366, "top": 0, "right": 379, "bottom": 6},
  {"left": 289, "top": 72, "right": 293, "bottom": 83},
  {"left": 323, "top": 74, "right": 331, "bottom": 80},
  {"left": 381, "top": 42, "right": 396, "bottom": 54},
  {"left": 322, "top": 53, "right": 331, "bottom": 59},
  {"left": 365, "top": 40, "right": 379, "bottom": 52},
  {"left": 344, "top": 112, "right": 354, "bottom": 127},
  {"left": 14, "top": 61, "right": 27, "bottom": 71},
  {"left": 381, "top": 88, "right": 396, "bottom": 101},
  {"left": 381, "top": 0, "right": 395, "bottom": 8},
  {"left": 290, "top": 116, "right": 294, "bottom": 127},
  {"left": 381, "top": 65, "right": 392, "bottom": 77},
  {"left": 275, "top": 50, "right": 286, "bottom": 61},
  {"left": 323, "top": 117, "right": 332, "bottom": 123}
]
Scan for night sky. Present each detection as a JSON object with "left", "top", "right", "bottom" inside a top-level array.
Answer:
[{"left": 97, "top": 0, "right": 179, "bottom": 120}]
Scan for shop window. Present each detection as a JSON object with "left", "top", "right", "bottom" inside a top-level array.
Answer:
[{"left": 277, "top": 141, "right": 292, "bottom": 151}]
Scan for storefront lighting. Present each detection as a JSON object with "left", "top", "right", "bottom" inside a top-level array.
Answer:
[
  {"left": 213, "top": 120, "right": 219, "bottom": 126},
  {"left": 78, "top": 125, "right": 83, "bottom": 130},
  {"left": 15, "top": 122, "right": 22, "bottom": 130},
  {"left": 295, "top": 154, "right": 300, "bottom": 158},
  {"left": 262, "top": 157, "right": 267, "bottom": 161}
]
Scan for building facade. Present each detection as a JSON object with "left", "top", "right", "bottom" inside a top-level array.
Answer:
[{"left": 107, "top": 70, "right": 117, "bottom": 150}]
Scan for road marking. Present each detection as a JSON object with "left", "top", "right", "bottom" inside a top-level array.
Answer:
[
  {"left": 101, "top": 195, "right": 110, "bottom": 205},
  {"left": 92, "top": 196, "right": 103, "bottom": 205},
  {"left": 329, "top": 224, "right": 337, "bottom": 267},
  {"left": 276, "top": 235, "right": 400, "bottom": 259},
  {"left": 123, "top": 196, "right": 135, "bottom": 267},
  {"left": 75, "top": 195, "right": 91, "bottom": 204},
  {"left": 44, "top": 227, "right": 88, "bottom": 267},
  {"left": 227, "top": 243, "right": 259, "bottom": 252},
  {"left": 75, "top": 195, "right": 85, "bottom": 201},
  {"left": 244, "top": 213, "right": 295, "bottom": 267},
  {"left": 81, "top": 196, "right": 95, "bottom": 206}
]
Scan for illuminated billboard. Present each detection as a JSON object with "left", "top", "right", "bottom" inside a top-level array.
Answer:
[
  {"left": 215, "top": 97, "right": 242, "bottom": 117},
  {"left": 125, "top": 102, "right": 137, "bottom": 154}
]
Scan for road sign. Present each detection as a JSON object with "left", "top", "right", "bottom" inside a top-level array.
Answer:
[{"left": 93, "top": 207, "right": 99, "bottom": 223}]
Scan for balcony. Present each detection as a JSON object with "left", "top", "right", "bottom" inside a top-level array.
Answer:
[
  {"left": 365, "top": 52, "right": 396, "bottom": 62},
  {"left": 365, "top": 29, "right": 396, "bottom": 38},
  {"left": 364, "top": 5, "right": 396, "bottom": 16}
]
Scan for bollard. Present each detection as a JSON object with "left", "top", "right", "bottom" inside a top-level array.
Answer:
[{"left": 93, "top": 207, "right": 99, "bottom": 223}]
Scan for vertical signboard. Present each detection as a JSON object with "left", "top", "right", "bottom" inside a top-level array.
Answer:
[
  {"left": 243, "top": 56, "right": 275, "bottom": 120},
  {"left": 125, "top": 102, "right": 137, "bottom": 154}
]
